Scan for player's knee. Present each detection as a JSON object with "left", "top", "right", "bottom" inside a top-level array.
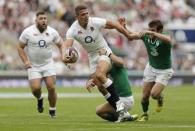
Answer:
[
  {"left": 95, "top": 71, "right": 105, "bottom": 81},
  {"left": 96, "top": 106, "right": 103, "bottom": 116},
  {"left": 47, "top": 86, "right": 55, "bottom": 93},
  {"left": 142, "top": 94, "right": 150, "bottom": 101},
  {"left": 151, "top": 92, "right": 159, "bottom": 99},
  {"left": 32, "top": 88, "right": 40, "bottom": 94}
]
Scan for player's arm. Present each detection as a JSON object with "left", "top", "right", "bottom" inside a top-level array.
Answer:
[
  {"left": 56, "top": 39, "right": 63, "bottom": 55},
  {"left": 105, "top": 20, "right": 132, "bottom": 40},
  {"left": 99, "top": 49, "right": 124, "bottom": 67},
  {"left": 142, "top": 30, "right": 172, "bottom": 44},
  {"left": 86, "top": 78, "right": 96, "bottom": 93},
  {"left": 62, "top": 39, "right": 74, "bottom": 63},
  {"left": 110, "top": 54, "right": 125, "bottom": 67},
  {"left": 118, "top": 17, "right": 142, "bottom": 40},
  {"left": 17, "top": 42, "right": 32, "bottom": 69}
]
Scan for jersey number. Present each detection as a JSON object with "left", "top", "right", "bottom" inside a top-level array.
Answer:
[{"left": 150, "top": 47, "right": 158, "bottom": 56}]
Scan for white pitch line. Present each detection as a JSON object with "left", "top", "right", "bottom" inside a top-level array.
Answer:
[
  {"left": 0, "top": 93, "right": 101, "bottom": 98},
  {"left": 36, "top": 122, "right": 195, "bottom": 128}
]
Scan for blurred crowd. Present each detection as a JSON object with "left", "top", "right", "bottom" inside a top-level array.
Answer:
[{"left": 0, "top": 0, "right": 195, "bottom": 74}]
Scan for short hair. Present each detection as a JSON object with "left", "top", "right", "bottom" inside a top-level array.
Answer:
[
  {"left": 75, "top": 5, "right": 87, "bottom": 16},
  {"left": 36, "top": 11, "right": 46, "bottom": 17},
  {"left": 148, "top": 19, "right": 163, "bottom": 31}
]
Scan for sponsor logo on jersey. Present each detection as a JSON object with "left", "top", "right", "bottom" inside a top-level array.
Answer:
[{"left": 85, "top": 36, "right": 93, "bottom": 43}]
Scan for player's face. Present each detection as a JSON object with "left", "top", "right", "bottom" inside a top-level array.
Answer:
[
  {"left": 77, "top": 9, "right": 89, "bottom": 27},
  {"left": 36, "top": 14, "right": 47, "bottom": 32}
]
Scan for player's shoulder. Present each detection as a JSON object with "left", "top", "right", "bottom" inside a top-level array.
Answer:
[
  {"left": 68, "top": 20, "right": 79, "bottom": 29},
  {"left": 47, "top": 26, "right": 58, "bottom": 33},
  {"left": 90, "top": 17, "right": 106, "bottom": 22},
  {"left": 67, "top": 21, "right": 78, "bottom": 34},
  {"left": 21, "top": 24, "right": 35, "bottom": 35}
]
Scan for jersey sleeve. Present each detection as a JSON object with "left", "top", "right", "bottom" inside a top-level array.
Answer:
[
  {"left": 92, "top": 17, "right": 107, "bottom": 29},
  {"left": 141, "top": 35, "right": 147, "bottom": 42},
  {"left": 19, "top": 29, "right": 28, "bottom": 44},
  {"left": 66, "top": 27, "right": 75, "bottom": 39}
]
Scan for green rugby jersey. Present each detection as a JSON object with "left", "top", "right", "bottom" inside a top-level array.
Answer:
[
  {"left": 109, "top": 64, "right": 132, "bottom": 97},
  {"left": 142, "top": 32, "right": 172, "bottom": 69}
]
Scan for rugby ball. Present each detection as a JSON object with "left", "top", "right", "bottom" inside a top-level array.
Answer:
[{"left": 64, "top": 47, "right": 79, "bottom": 63}]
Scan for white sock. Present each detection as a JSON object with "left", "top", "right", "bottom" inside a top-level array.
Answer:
[
  {"left": 102, "top": 78, "right": 113, "bottom": 88},
  {"left": 38, "top": 96, "right": 43, "bottom": 100},
  {"left": 104, "top": 93, "right": 111, "bottom": 99},
  {"left": 49, "top": 107, "right": 56, "bottom": 111}
]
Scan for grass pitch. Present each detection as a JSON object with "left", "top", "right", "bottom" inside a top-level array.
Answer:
[{"left": 0, "top": 85, "right": 195, "bottom": 131}]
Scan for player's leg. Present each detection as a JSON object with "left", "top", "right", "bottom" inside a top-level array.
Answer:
[
  {"left": 43, "top": 75, "right": 57, "bottom": 118},
  {"left": 94, "top": 57, "right": 121, "bottom": 110},
  {"left": 96, "top": 81, "right": 118, "bottom": 109},
  {"left": 119, "top": 96, "right": 138, "bottom": 122},
  {"left": 96, "top": 103, "right": 118, "bottom": 122},
  {"left": 28, "top": 69, "right": 44, "bottom": 113},
  {"left": 137, "top": 81, "right": 154, "bottom": 121},
  {"left": 150, "top": 82, "right": 165, "bottom": 112},
  {"left": 152, "top": 68, "right": 173, "bottom": 112},
  {"left": 138, "top": 64, "right": 155, "bottom": 121}
]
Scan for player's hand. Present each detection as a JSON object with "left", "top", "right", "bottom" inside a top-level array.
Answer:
[
  {"left": 138, "top": 30, "right": 148, "bottom": 38},
  {"left": 62, "top": 53, "right": 72, "bottom": 64},
  {"left": 24, "top": 61, "right": 32, "bottom": 69},
  {"left": 99, "top": 48, "right": 107, "bottom": 56},
  {"left": 86, "top": 79, "right": 96, "bottom": 93},
  {"left": 118, "top": 17, "right": 126, "bottom": 27},
  {"left": 63, "top": 52, "right": 78, "bottom": 64}
]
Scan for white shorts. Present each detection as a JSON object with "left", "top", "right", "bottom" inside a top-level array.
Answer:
[
  {"left": 88, "top": 48, "right": 112, "bottom": 74},
  {"left": 119, "top": 96, "right": 134, "bottom": 111},
  {"left": 143, "top": 63, "right": 174, "bottom": 86},
  {"left": 28, "top": 61, "right": 56, "bottom": 80}
]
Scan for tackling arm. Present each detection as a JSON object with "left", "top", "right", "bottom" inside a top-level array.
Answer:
[{"left": 99, "top": 48, "right": 125, "bottom": 67}]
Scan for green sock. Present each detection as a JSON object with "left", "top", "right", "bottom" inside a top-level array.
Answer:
[{"left": 141, "top": 100, "right": 149, "bottom": 113}]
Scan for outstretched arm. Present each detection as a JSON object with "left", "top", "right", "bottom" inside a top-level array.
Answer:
[
  {"left": 142, "top": 30, "right": 172, "bottom": 44},
  {"left": 117, "top": 18, "right": 143, "bottom": 40},
  {"left": 105, "top": 20, "right": 132, "bottom": 40}
]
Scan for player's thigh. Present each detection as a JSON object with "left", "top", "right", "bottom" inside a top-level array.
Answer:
[
  {"left": 150, "top": 82, "right": 165, "bottom": 97},
  {"left": 43, "top": 69, "right": 56, "bottom": 87},
  {"left": 28, "top": 68, "right": 42, "bottom": 80},
  {"left": 43, "top": 75, "right": 56, "bottom": 89},
  {"left": 143, "top": 64, "right": 156, "bottom": 83},
  {"left": 142, "top": 81, "right": 155, "bottom": 98},
  {"left": 96, "top": 55, "right": 111, "bottom": 74},
  {"left": 29, "top": 78, "right": 42, "bottom": 91},
  {"left": 96, "top": 103, "right": 115, "bottom": 114},
  {"left": 155, "top": 68, "right": 174, "bottom": 86},
  {"left": 28, "top": 69, "right": 42, "bottom": 90}
]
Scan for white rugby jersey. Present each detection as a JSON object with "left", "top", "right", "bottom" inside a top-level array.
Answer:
[
  {"left": 66, "top": 17, "right": 111, "bottom": 54},
  {"left": 19, "top": 24, "right": 61, "bottom": 67}
]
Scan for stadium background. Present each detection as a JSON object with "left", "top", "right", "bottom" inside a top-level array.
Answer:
[{"left": 0, "top": 0, "right": 194, "bottom": 87}]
